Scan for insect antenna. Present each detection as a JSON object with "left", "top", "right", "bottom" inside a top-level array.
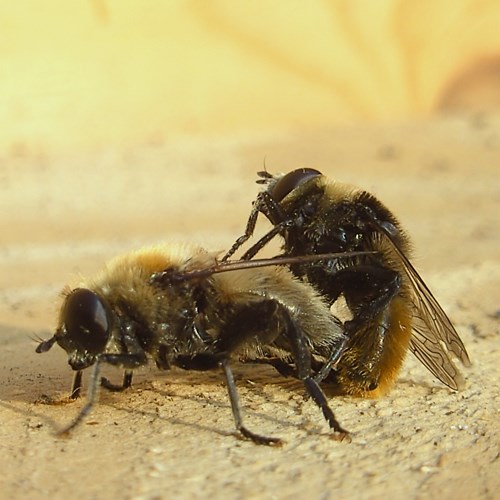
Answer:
[{"left": 34, "top": 334, "right": 58, "bottom": 353}]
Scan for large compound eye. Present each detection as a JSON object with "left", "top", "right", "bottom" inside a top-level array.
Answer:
[
  {"left": 63, "top": 288, "right": 110, "bottom": 354},
  {"left": 270, "top": 168, "right": 321, "bottom": 202}
]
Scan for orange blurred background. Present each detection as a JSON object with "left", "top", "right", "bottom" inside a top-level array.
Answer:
[{"left": 2, "top": 0, "right": 500, "bottom": 154}]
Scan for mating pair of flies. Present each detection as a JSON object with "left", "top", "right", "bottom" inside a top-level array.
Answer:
[{"left": 36, "top": 168, "right": 470, "bottom": 445}]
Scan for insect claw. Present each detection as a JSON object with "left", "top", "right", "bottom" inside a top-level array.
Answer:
[
  {"left": 239, "top": 427, "right": 284, "bottom": 447},
  {"left": 332, "top": 430, "right": 352, "bottom": 443}
]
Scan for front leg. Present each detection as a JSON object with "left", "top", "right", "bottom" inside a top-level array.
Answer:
[
  {"left": 57, "top": 360, "right": 103, "bottom": 435},
  {"left": 223, "top": 190, "right": 288, "bottom": 261},
  {"left": 57, "top": 331, "right": 148, "bottom": 434},
  {"left": 222, "top": 203, "right": 260, "bottom": 261},
  {"left": 37, "top": 370, "right": 84, "bottom": 406}
]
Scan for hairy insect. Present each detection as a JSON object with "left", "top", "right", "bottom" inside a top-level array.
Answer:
[
  {"left": 36, "top": 244, "right": 373, "bottom": 444},
  {"left": 224, "top": 168, "right": 470, "bottom": 396}
]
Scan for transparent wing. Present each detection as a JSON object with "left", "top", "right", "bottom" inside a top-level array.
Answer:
[
  {"left": 383, "top": 235, "right": 470, "bottom": 390},
  {"left": 410, "top": 322, "right": 465, "bottom": 390}
]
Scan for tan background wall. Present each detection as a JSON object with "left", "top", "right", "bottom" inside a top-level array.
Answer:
[{"left": 2, "top": 0, "right": 500, "bottom": 153}]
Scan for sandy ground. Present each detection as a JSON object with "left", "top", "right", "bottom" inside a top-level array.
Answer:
[{"left": 0, "top": 114, "right": 499, "bottom": 499}]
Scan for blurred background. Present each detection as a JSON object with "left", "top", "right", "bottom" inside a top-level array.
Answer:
[{"left": 2, "top": 0, "right": 500, "bottom": 154}]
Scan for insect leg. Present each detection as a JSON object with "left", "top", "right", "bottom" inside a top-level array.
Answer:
[
  {"left": 316, "top": 264, "right": 401, "bottom": 334},
  {"left": 57, "top": 360, "right": 102, "bottom": 435},
  {"left": 69, "top": 370, "right": 83, "bottom": 399},
  {"left": 97, "top": 334, "right": 147, "bottom": 392},
  {"left": 172, "top": 350, "right": 282, "bottom": 445},
  {"left": 256, "top": 190, "right": 288, "bottom": 225},
  {"left": 217, "top": 299, "right": 349, "bottom": 440},
  {"left": 314, "top": 335, "right": 349, "bottom": 383},
  {"left": 221, "top": 359, "right": 282, "bottom": 446},
  {"left": 248, "top": 357, "right": 298, "bottom": 378},
  {"left": 101, "top": 370, "right": 134, "bottom": 392},
  {"left": 223, "top": 191, "right": 287, "bottom": 261},
  {"left": 280, "top": 307, "right": 350, "bottom": 440},
  {"left": 316, "top": 265, "right": 402, "bottom": 392},
  {"left": 58, "top": 350, "right": 147, "bottom": 434},
  {"left": 250, "top": 356, "right": 343, "bottom": 381},
  {"left": 240, "top": 223, "right": 285, "bottom": 260},
  {"left": 214, "top": 299, "right": 307, "bottom": 444},
  {"left": 222, "top": 204, "right": 260, "bottom": 261}
]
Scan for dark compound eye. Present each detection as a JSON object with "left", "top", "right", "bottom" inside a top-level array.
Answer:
[
  {"left": 270, "top": 168, "right": 321, "bottom": 202},
  {"left": 63, "top": 288, "right": 110, "bottom": 354}
]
